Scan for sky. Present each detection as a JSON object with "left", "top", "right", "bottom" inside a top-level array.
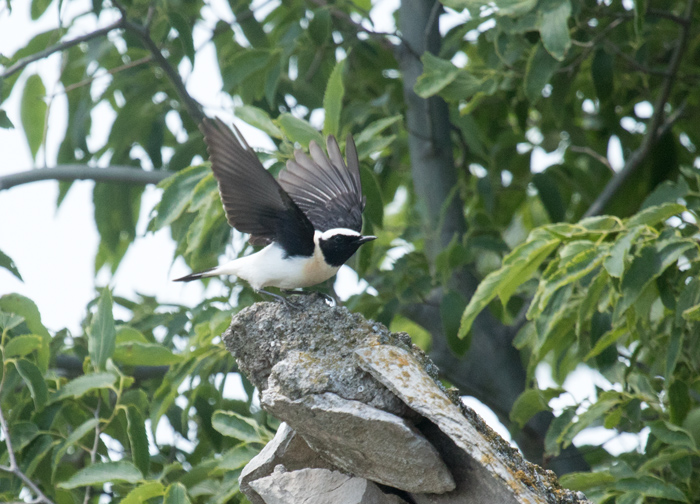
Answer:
[{"left": 0, "top": 0, "right": 646, "bottom": 456}]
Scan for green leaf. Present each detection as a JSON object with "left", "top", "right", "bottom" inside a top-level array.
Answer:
[
  {"left": 164, "top": 482, "right": 192, "bottom": 504},
  {"left": 121, "top": 481, "right": 166, "bottom": 504},
  {"left": 278, "top": 114, "right": 324, "bottom": 147},
  {"left": 360, "top": 166, "right": 383, "bottom": 228},
  {"left": 559, "top": 471, "right": 615, "bottom": 491},
  {"left": 0, "top": 249, "right": 22, "bottom": 280},
  {"left": 222, "top": 49, "right": 271, "bottom": 91},
  {"left": 4, "top": 334, "right": 43, "bottom": 357},
  {"left": 116, "top": 327, "right": 149, "bottom": 345},
  {"left": 52, "top": 418, "right": 100, "bottom": 480},
  {"left": 354, "top": 116, "right": 403, "bottom": 148},
  {"left": 681, "top": 303, "right": 700, "bottom": 321},
  {"left": 217, "top": 444, "right": 260, "bottom": 471},
  {"left": 414, "top": 53, "right": 458, "bottom": 98},
  {"left": 626, "top": 203, "right": 685, "bottom": 227},
  {"left": 323, "top": 58, "right": 345, "bottom": 138},
  {"left": 0, "top": 109, "right": 15, "bottom": 129},
  {"left": 10, "top": 422, "right": 39, "bottom": 451},
  {"left": 524, "top": 42, "right": 559, "bottom": 102},
  {"left": 51, "top": 372, "right": 117, "bottom": 402},
  {"left": 58, "top": 460, "right": 142, "bottom": 488},
  {"left": 649, "top": 420, "right": 696, "bottom": 450},
  {"left": 584, "top": 326, "right": 627, "bottom": 360},
  {"left": 15, "top": 359, "right": 47, "bottom": 411},
  {"left": 212, "top": 410, "right": 264, "bottom": 443},
  {"left": 603, "top": 226, "right": 644, "bottom": 278},
  {"left": 618, "top": 240, "right": 695, "bottom": 317},
  {"left": 113, "top": 341, "right": 183, "bottom": 366},
  {"left": 0, "top": 313, "right": 24, "bottom": 332},
  {"left": 510, "top": 388, "right": 563, "bottom": 427},
  {"left": 66, "top": 418, "right": 99, "bottom": 445},
  {"left": 458, "top": 237, "right": 560, "bottom": 339},
  {"left": 236, "top": 105, "right": 283, "bottom": 139},
  {"left": 531, "top": 244, "right": 608, "bottom": 318},
  {"left": 0, "top": 293, "right": 50, "bottom": 336},
  {"left": 532, "top": 172, "right": 565, "bottom": 222},
  {"left": 441, "top": 290, "right": 470, "bottom": 355},
  {"left": 89, "top": 289, "right": 115, "bottom": 371},
  {"left": 20, "top": 73, "right": 47, "bottom": 160},
  {"left": 169, "top": 12, "right": 195, "bottom": 64},
  {"left": 669, "top": 380, "right": 691, "bottom": 425},
  {"left": 127, "top": 406, "right": 150, "bottom": 476},
  {"left": 613, "top": 476, "right": 689, "bottom": 502},
  {"left": 591, "top": 49, "right": 614, "bottom": 101},
  {"left": 538, "top": 0, "right": 571, "bottom": 61},
  {"left": 545, "top": 407, "right": 575, "bottom": 456},
  {"left": 31, "top": 0, "right": 53, "bottom": 20},
  {"left": 151, "top": 165, "right": 209, "bottom": 231}
]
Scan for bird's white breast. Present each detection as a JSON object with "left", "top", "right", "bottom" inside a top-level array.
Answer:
[{"left": 221, "top": 232, "right": 339, "bottom": 290}]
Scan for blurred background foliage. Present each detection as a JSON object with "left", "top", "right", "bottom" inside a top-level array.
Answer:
[{"left": 1, "top": 0, "right": 700, "bottom": 502}]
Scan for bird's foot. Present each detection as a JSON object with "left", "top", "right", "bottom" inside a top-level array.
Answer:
[
  {"left": 282, "top": 289, "right": 336, "bottom": 307},
  {"left": 258, "top": 289, "right": 303, "bottom": 309}
]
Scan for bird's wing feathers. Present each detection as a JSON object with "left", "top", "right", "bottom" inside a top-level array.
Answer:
[
  {"left": 200, "top": 118, "right": 315, "bottom": 256},
  {"left": 278, "top": 134, "right": 365, "bottom": 233}
]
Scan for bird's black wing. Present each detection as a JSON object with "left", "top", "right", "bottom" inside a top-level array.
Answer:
[
  {"left": 200, "top": 118, "right": 315, "bottom": 257},
  {"left": 278, "top": 134, "right": 365, "bottom": 233}
]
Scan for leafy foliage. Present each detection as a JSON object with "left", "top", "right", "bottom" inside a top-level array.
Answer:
[
  {"left": 462, "top": 176, "right": 700, "bottom": 501},
  {"left": 1, "top": 0, "right": 700, "bottom": 502}
]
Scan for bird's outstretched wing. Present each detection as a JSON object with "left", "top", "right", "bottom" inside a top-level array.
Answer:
[
  {"left": 200, "top": 118, "right": 315, "bottom": 257},
  {"left": 278, "top": 134, "right": 365, "bottom": 233}
]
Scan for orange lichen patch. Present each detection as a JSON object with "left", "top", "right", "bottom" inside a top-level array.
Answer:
[{"left": 515, "top": 469, "right": 535, "bottom": 487}]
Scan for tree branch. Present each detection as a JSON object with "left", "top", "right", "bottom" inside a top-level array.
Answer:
[
  {"left": 0, "top": 165, "right": 171, "bottom": 191},
  {"left": 583, "top": 0, "right": 695, "bottom": 218},
  {"left": 1, "top": 18, "right": 125, "bottom": 80},
  {"left": 120, "top": 12, "right": 204, "bottom": 123}
]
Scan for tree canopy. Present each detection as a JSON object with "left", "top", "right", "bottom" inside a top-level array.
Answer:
[{"left": 1, "top": 0, "right": 699, "bottom": 502}]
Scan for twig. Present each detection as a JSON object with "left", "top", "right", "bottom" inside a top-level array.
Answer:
[
  {"left": 0, "top": 165, "right": 171, "bottom": 191},
  {"left": 305, "top": 0, "right": 408, "bottom": 54},
  {"left": 569, "top": 145, "right": 613, "bottom": 171},
  {"left": 119, "top": 8, "right": 204, "bottom": 123},
  {"left": 1, "top": 18, "right": 125, "bottom": 80},
  {"left": 647, "top": 7, "right": 692, "bottom": 26},
  {"left": 82, "top": 398, "right": 102, "bottom": 504},
  {"left": 59, "top": 55, "right": 153, "bottom": 96},
  {"left": 0, "top": 375, "right": 54, "bottom": 504},
  {"left": 583, "top": 0, "right": 695, "bottom": 218},
  {"left": 602, "top": 39, "right": 670, "bottom": 77}
]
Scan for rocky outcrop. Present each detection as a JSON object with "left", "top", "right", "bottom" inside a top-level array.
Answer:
[{"left": 223, "top": 295, "right": 590, "bottom": 504}]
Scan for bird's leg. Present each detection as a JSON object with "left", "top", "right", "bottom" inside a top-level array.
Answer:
[
  {"left": 282, "top": 289, "right": 336, "bottom": 306},
  {"left": 258, "top": 289, "right": 302, "bottom": 309}
]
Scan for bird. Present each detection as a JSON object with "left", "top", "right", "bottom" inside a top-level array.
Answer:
[{"left": 174, "top": 117, "right": 376, "bottom": 304}]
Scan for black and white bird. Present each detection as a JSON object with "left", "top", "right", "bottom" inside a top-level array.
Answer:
[{"left": 174, "top": 118, "right": 376, "bottom": 302}]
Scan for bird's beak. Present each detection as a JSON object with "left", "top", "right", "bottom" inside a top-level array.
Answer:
[{"left": 358, "top": 235, "right": 377, "bottom": 244}]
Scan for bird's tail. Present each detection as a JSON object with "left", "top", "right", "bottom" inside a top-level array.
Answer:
[{"left": 173, "top": 267, "right": 217, "bottom": 282}]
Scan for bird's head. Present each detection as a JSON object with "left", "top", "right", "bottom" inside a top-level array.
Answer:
[{"left": 318, "top": 228, "right": 376, "bottom": 267}]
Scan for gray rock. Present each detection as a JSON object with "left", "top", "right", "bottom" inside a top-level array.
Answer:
[
  {"left": 224, "top": 296, "right": 592, "bottom": 504},
  {"left": 240, "top": 423, "right": 336, "bottom": 504},
  {"left": 262, "top": 388, "right": 455, "bottom": 493},
  {"left": 249, "top": 467, "right": 408, "bottom": 504},
  {"left": 224, "top": 297, "right": 413, "bottom": 417}
]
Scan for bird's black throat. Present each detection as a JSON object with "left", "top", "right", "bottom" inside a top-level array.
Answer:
[{"left": 318, "top": 235, "right": 363, "bottom": 267}]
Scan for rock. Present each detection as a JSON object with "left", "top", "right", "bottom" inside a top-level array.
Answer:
[
  {"left": 224, "top": 296, "right": 592, "bottom": 504},
  {"left": 224, "top": 298, "right": 412, "bottom": 418},
  {"left": 249, "top": 467, "right": 408, "bottom": 504},
  {"left": 355, "top": 344, "right": 587, "bottom": 504},
  {"left": 261, "top": 388, "right": 455, "bottom": 493},
  {"left": 240, "top": 423, "right": 336, "bottom": 504}
]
